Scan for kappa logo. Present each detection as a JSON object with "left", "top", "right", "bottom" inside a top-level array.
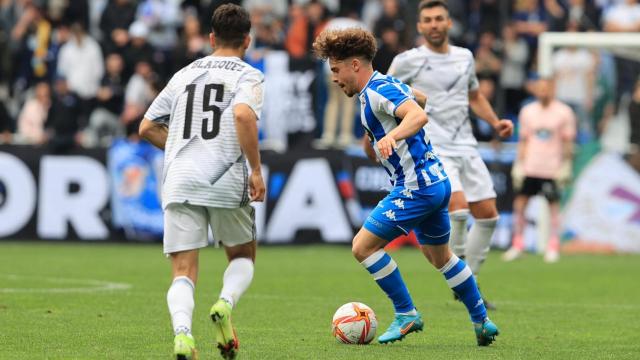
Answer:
[
  {"left": 383, "top": 209, "right": 396, "bottom": 221},
  {"left": 400, "top": 188, "right": 413, "bottom": 199},
  {"left": 392, "top": 199, "right": 405, "bottom": 209}
]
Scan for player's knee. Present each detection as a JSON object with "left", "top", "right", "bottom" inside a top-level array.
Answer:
[{"left": 351, "top": 233, "right": 374, "bottom": 262}]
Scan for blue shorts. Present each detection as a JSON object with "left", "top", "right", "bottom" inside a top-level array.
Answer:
[{"left": 363, "top": 180, "right": 451, "bottom": 245}]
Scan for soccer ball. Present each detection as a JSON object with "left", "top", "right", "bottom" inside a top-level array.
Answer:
[{"left": 332, "top": 302, "right": 377, "bottom": 344}]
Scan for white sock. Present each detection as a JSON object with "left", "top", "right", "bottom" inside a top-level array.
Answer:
[
  {"left": 167, "top": 276, "right": 195, "bottom": 335},
  {"left": 465, "top": 217, "right": 498, "bottom": 274},
  {"left": 449, "top": 209, "right": 469, "bottom": 257},
  {"left": 219, "top": 257, "right": 254, "bottom": 308}
]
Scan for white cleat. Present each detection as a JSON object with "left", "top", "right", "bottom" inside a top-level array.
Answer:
[
  {"left": 502, "top": 247, "right": 523, "bottom": 262},
  {"left": 544, "top": 251, "right": 560, "bottom": 263}
]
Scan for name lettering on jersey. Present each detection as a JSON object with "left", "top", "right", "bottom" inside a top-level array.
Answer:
[
  {"left": 383, "top": 209, "right": 396, "bottom": 221},
  {"left": 400, "top": 188, "right": 413, "bottom": 199},
  {"left": 191, "top": 60, "right": 245, "bottom": 72},
  {"left": 391, "top": 198, "right": 405, "bottom": 210}
]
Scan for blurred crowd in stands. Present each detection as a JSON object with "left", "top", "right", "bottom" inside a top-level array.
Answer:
[{"left": 0, "top": 0, "right": 638, "bottom": 154}]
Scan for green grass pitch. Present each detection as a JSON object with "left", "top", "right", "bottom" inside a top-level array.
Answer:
[{"left": 1, "top": 242, "right": 639, "bottom": 359}]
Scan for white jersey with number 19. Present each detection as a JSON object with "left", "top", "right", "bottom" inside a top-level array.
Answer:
[{"left": 144, "top": 56, "right": 264, "bottom": 209}]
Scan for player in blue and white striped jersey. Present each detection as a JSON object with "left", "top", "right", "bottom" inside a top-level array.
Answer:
[{"left": 313, "top": 28, "right": 499, "bottom": 346}]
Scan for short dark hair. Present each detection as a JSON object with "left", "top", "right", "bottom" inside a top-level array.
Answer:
[
  {"left": 418, "top": 0, "right": 449, "bottom": 13},
  {"left": 210, "top": 4, "right": 251, "bottom": 48},
  {"left": 312, "top": 28, "right": 377, "bottom": 62}
]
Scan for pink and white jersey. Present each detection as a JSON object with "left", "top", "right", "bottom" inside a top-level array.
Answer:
[{"left": 518, "top": 100, "right": 576, "bottom": 179}]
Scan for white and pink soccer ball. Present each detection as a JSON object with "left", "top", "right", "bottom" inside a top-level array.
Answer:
[{"left": 332, "top": 302, "right": 377, "bottom": 344}]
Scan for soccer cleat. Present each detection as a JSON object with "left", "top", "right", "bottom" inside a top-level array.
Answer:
[
  {"left": 544, "top": 250, "right": 559, "bottom": 263},
  {"left": 210, "top": 299, "right": 238, "bottom": 360},
  {"left": 474, "top": 318, "right": 499, "bottom": 346},
  {"left": 377, "top": 312, "right": 424, "bottom": 344},
  {"left": 174, "top": 333, "right": 197, "bottom": 360},
  {"left": 502, "top": 247, "right": 523, "bottom": 262}
]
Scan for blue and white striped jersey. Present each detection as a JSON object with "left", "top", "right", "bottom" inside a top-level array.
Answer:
[{"left": 358, "top": 71, "right": 447, "bottom": 190}]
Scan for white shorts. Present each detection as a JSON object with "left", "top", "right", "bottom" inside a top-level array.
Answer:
[
  {"left": 163, "top": 202, "right": 256, "bottom": 254},
  {"left": 440, "top": 154, "right": 496, "bottom": 203}
]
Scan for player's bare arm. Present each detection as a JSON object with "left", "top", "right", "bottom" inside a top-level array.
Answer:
[
  {"left": 139, "top": 118, "right": 168, "bottom": 150},
  {"left": 362, "top": 137, "right": 378, "bottom": 162},
  {"left": 468, "top": 90, "right": 513, "bottom": 138},
  {"left": 234, "top": 103, "right": 265, "bottom": 202},
  {"left": 411, "top": 87, "right": 427, "bottom": 108},
  {"left": 377, "top": 100, "right": 428, "bottom": 159}
]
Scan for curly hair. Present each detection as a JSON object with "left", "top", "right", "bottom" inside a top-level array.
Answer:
[
  {"left": 210, "top": 4, "right": 251, "bottom": 48},
  {"left": 312, "top": 28, "right": 377, "bottom": 62}
]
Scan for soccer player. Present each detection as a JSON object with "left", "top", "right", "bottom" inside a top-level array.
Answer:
[
  {"left": 503, "top": 78, "right": 576, "bottom": 263},
  {"left": 139, "top": 4, "right": 265, "bottom": 359},
  {"left": 388, "top": 0, "right": 514, "bottom": 308},
  {"left": 313, "top": 27, "right": 499, "bottom": 346}
]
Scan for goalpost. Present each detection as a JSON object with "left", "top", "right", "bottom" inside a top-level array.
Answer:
[{"left": 538, "top": 32, "right": 640, "bottom": 77}]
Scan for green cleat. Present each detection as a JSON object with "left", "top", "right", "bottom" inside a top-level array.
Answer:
[
  {"left": 475, "top": 318, "right": 500, "bottom": 346},
  {"left": 174, "top": 333, "right": 197, "bottom": 360},
  {"left": 377, "top": 312, "right": 424, "bottom": 344},
  {"left": 210, "top": 299, "right": 238, "bottom": 359}
]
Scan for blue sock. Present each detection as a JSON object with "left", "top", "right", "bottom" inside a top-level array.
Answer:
[
  {"left": 439, "top": 254, "right": 487, "bottom": 323},
  {"left": 361, "top": 250, "right": 415, "bottom": 314}
]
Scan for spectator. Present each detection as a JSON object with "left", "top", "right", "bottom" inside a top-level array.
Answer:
[
  {"left": 602, "top": 0, "right": 640, "bottom": 32},
  {"left": 373, "top": 27, "right": 401, "bottom": 74},
  {"left": 285, "top": 1, "right": 328, "bottom": 59},
  {"left": 566, "top": 0, "right": 602, "bottom": 31},
  {"left": 56, "top": 21, "right": 104, "bottom": 128},
  {"left": 62, "top": 0, "right": 89, "bottom": 30},
  {"left": 551, "top": 26, "right": 596, "bottom": 142},
  {"left": 84, "top": 53, "right": 127, "bottom": 148},
  {"left": 474, "top": 31, "right": 502, "bottom": 82},
  {"left": 374, "top": 0, "right": 407, "bottom": 47},
  {"left": 314, "top": 8, "right": 366, "bottom": 149},
  {"left": 135, "top": 0, "right": 181, "bottom": 50},
  {"left": 243, "top": 0, "right": 288, "bottom": 20},
  {"left": 17, "top": 81, "right": 50, "bottom": 144},
  {"left": 8, "top": 4, "right": 53, "bottom": 91},
  {"left": 0, "top": 91, "right": 12, "bottom": 143},
  {"left": 46, "top": 77, "right": 81, "bottom": 153},
  {"left": 123, "top": 21, "right": 154, "bottom": 79},
  {"left": 121, "top": 60, "right": 156, "bottom": 126},
  {"left": 500, "top": 22, "right": 529, "bottom": 115},
  {"left": 250, "top": 10, "right": 285, "bottom": 50},
  {"left": 603, "top": 0, "right": 640, "bottom": 98},
  {"left": 100, "top": 0, "right": 137, "bottom": 55},
  {"left": 512, "top": 0, "right": 548, "bottom": 61},
  {"left": 172, "top": 11, "right": 208, "bottom": 72}
]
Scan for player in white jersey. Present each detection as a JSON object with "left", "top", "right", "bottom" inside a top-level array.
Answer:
[
  {"left": 388, "top": 0, "right": 513, "bottom": 309},
  {"left": 313, "top": 27, "right": 499, "bottom": 347},
  {"left": 139, "top": 4, "right": 265, "bottom": 359}
]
